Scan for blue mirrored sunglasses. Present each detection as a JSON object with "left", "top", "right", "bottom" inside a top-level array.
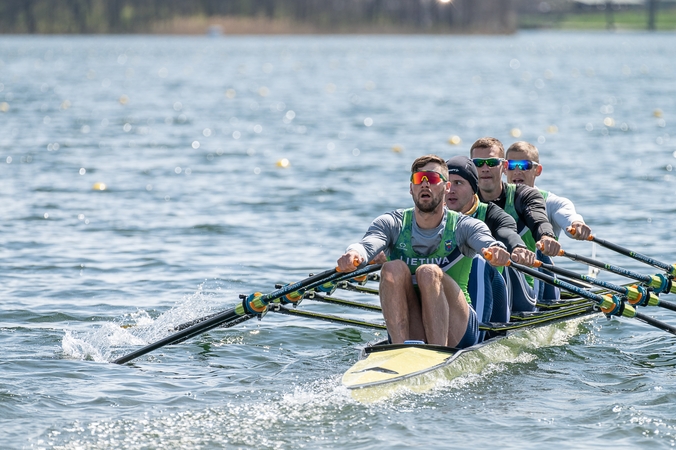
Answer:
[{"left": 506, "top": 160, "right": 538, "bottom": 171}]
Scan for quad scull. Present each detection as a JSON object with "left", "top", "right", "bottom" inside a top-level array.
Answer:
[{"left": 111, "top": 236, "right": 675, "bottom": 402}]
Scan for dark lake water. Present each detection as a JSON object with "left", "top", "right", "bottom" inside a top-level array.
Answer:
[{"left": 1, "top": 31, "right": 675, "bottom": 448}]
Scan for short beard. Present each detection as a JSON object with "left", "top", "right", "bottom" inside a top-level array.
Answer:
[{"left": 414, "top": 191, "right": 443, "bottom": 213}]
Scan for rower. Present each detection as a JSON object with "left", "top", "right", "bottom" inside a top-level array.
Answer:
[
  {"left": 505, "top": 141, "right": 592, "bottom": 240},
  {"left": 504, "top": 141, "right": 593, "bottom": 302},
  {"left": 445, "top": 155, "right": 537, "bottom": 322},
  {"left": 336, "top": 154, "right": 510, "bottom": 348},
  {"left": 469, "top": 137, "right": 560, "bottom": 308}
]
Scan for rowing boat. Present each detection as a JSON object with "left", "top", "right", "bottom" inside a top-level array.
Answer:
[
  {"left": 341, "top": 295, "right": 599, "bottom": 402},
  {"left": 339, "top": 252, "right": 676, "bottom": 401},
  {"left": 111, "top": 235, "right": 676, "bottom": 404}
]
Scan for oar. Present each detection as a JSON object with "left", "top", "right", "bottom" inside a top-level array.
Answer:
[
  {"left": 303, "top": 291, "right": 383, "bottom": 312},
  {"left": 568, "top": 228, "right": 676, "bottom": 277},
  {"left": 532, "top": 260, "right": 676, "bottom": 312},
  {"left": 112, "top": 264, "right": 377, "bottom": 365},
  {"left": 508, "top": 260, "right": 676, "bottom": 336},
  {"left": 556, "top": 248, "right": 675, "bottom": 295},
  {"left": 172, "top": 264, "right": 383, "bottom": 332},
  {"left": 270, "top": 305, "right": 387, "bottom": 330}
]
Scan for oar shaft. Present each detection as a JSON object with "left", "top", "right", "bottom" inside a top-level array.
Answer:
[
  {"left": 113, "top": 267, "right": 341, "bottom": 365},
  {"left": 113, "top": 308, "right": 246, "bottom": 364},
  {"left": 511, "top": 261, "right": 676, "bottom": 335},
  {"left": 536, "top": 261, "right": 666, "bottom": 310},
  {"left": 591, "top": 236, "right": 676, "bottom": 276},
  {"left": 114, "top": 264, "right": 384, "bottom": 365},
  {"left": 561, "top": 250, "right": 652, "bottom": 284},
  {"left": 510, "top": 261, "right": 638, "bottom": 319},
  {"left": 561, "top": 250, "right": 675, "bottom": 295},
  {"left": 634, "top": 312, "right": 676, "bottom": 336},
  {"left": 510, "top": 261, "right": 604, "bottom": 304},
  {"left": 655, "top": 299, "right": 676, "bottom": 313},
  {"left": 538, "top": 262, "right": 628, "bottom": 295}
]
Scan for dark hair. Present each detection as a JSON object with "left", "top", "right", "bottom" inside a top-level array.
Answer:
[
  {"left": 470, "top": 137, "right": 505, "bottom": 158},
  {"left": 411, "top": 155, "right": 449, "bottom": 180}
]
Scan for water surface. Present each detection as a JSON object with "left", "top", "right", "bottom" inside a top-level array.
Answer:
[{"left": 1, "top": 32, "right": 675, "bottom": 448}]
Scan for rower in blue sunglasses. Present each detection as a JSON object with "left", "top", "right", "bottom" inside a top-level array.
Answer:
[{"left": 505, "top": 141, "right": 592, "bottom": 242}]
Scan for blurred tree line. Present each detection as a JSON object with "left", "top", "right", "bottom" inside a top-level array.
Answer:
[{"left": 0, "top": 0, "right": 516, "bottom": 34}]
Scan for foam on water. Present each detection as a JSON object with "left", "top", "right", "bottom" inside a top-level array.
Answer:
[
  {"left": 61, "top": 323, "right": 145, "bottom": 362},
  {"left": 48, "top": 376, "right": 362, "bottom": 449},
  {"left": 60, "top": 281, "right": 235, "bottom": 362},
  {"left": 38, "top": 314, "right": 676, "bottom": 449}
]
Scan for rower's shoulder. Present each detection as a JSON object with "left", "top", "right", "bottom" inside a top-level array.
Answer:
[
  {"left": 513, "top": 183, "right": 540, "bottom": 194},
  {"left": 534, "top": 186, "right": 572, "bottom": 205},
  {"left": 485, "top": 202, "right": 517, "bottom": 223},
  {"left": 372, "top": 209, "right": 405, "bottom": 226},
  {"left": 514, "top": 183, "right": 546, "bottom": 202},
  {"left": 456, "top": 211, "right": 491, "bottom": 232}
]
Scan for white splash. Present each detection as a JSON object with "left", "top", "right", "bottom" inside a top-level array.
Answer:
[{"left": 60, "top": 281, "right": 231, "bottom": 362}]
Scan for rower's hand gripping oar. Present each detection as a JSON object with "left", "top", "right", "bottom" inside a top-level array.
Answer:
[
  {"left": 506, "top": 259, "right": 676, "bottom": 336},
  {"left": 112, "top": 262, "right": 370, "bottom": 365},
  {"left": 568, "top": 227, "right": 676, "bottom": 278}
]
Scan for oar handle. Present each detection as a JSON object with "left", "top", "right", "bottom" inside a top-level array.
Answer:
[
  {"left": 566, "top": 226, "right": 593, "bottom": 240},
  {"left": 485, "top": 248, "right": 543, "bottom": 269},
  {"left": 481, "top": 247, "right": 510, "bottom": 266},
  {"left": 336, "top": 258, "right": 361, "bottom": 273},
  {"left": 535, "top": 241, "right": 555, "bottom": 253}
]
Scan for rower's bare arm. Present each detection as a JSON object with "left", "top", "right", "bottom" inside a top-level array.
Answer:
[
  {"left": 537, "top": 235, "right": 561, "bottom": 257},
  {"left": 337, "top": 250, "right": 363, "bottom": 272},
  {"left": 567, "top": 221, "right": 592, "bottom": 241},
  {"left": 511, "top": 247, "right": 536, "bottom": 266}
]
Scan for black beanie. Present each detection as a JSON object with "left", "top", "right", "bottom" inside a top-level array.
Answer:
[{"left": 446, "top": 156, "right": 479, "bottom": 194}]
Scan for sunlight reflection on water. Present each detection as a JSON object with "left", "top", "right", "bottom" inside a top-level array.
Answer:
[{"left": 1, "top": 32, "right": 676, "bottom": 448}]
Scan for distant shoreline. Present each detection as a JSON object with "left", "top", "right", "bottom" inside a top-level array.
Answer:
[
  {"left": 154, "top": 13, "right": 676, "bottom": 34},
  {"left": 1, "top": 12, "right": 675, "bottom": 35},
  {"left": 0, "top": 16, "right": 515, "bottom": 35}
]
